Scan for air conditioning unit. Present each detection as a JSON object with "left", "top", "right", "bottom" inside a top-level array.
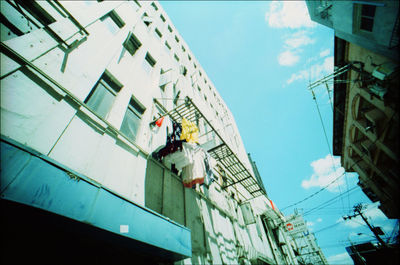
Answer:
[
  {"left": 372, "top": 62, "right": 397, "bottom": 81},
  {"left": 368, "top": 83, "right": 387, "bottom": 100}
]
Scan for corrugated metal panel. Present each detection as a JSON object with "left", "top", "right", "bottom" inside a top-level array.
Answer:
[{"left": 0, "top": 138, "right": 191, "bottom": 260}]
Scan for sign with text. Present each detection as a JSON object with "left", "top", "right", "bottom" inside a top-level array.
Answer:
[{"left": 284, "top": 215, "right": 307, "bottom": 234}]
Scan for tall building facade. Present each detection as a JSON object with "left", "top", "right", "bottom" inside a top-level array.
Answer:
[
  {"left": 0, "top": 1, "right": 324, "bottom": 264},
  {"left": 306, "top": 0, "right": 399, "bottom": 59},
  {"left": 306, "top": 0, "right": 399, "bottom": 219}
]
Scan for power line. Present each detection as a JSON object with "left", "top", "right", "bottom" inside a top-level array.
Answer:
[
  {"left": 302, "top": 186, "right": 359, "bottom": 217},
  {"left": 281, "top": 110, "right": 397, "bottom": 212},
  {"left": 313, "top": 221, "right": 343, "bottom": 234}
]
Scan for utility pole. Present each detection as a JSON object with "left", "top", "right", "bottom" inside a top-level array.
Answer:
[{"left": 343, "top": 203, "right": 387, "bottom": 247}]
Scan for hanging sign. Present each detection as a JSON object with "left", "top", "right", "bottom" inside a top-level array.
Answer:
[{"left": 284, "top": 215, "right": 307, "bottom": 234}]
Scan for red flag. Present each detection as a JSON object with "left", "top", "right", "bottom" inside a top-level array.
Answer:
[
  {"left": 269, "top": 199, "right": 275, "bottom": 211},
  {"left": 155, "top": 116, "right": 164, "bottom": 127}
]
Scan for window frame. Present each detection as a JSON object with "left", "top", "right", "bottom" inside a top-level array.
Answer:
[
  {"left": 123, "top": 32, "right": 142, "bottom": 55},
  {"left": 84, "top": 70, "right": 123, "bottom": 119},
  {"left": 120, "top": 96, "right": 146, "bottom": 142},
  {"left": 145, "top": 52, "right": 157, "bottom": 67},
  {"left": 154, "top": 27, "right": 162, "bottom": 38}
]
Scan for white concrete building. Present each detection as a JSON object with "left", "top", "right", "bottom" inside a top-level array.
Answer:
[{"left": 1, "top": 1, "right": 302, "bottom": 264}]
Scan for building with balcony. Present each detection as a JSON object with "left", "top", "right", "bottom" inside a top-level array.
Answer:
[
  {"left": 305, "top": 0, "right": 399, "bottom": 219},
  {"left": 332, "top": 36, "right": 399, "bottom": 219},
  {"left": 0, "top": 1, "right": 322, "bottom": 264}
]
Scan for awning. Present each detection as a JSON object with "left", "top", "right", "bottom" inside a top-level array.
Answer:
[
  {"left": 0, "top": 137, "right": 191, "bottom": 261},
  {"left": 153, "top": 97, "right": 266, "bottom": 200}
]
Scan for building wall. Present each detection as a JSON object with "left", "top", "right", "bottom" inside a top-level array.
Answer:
[
  {"left": 0, "top": 1, "right": 297, "bottom": 263},
  {"left": 306, "top": 0, "right": 399, "bottom": 58},
  {"left": 339, "top": 41, "right": 399, "bottom": 218}
]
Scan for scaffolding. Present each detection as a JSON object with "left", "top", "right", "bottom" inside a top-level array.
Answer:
[{"left": 153, "top": 96, "right": 266, "bottom": 200}]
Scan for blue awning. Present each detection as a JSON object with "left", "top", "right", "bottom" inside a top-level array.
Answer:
[{"left": 1, "top": 137, "right": 191, "bottom": 261}]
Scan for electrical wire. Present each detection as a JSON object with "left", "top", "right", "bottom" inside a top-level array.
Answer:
[
  {"left": 302, "top": 186, "right": 359, "bottom": 217},
  {"left": 281, "top": 108, "right": 397, "bottom": 212},
  {"left": 313, "top": 221, "right": 343, "bottom": 234}
]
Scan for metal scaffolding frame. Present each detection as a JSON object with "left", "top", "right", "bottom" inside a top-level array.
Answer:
[{"left": 153, "top": 97, "right": 266, "bottom": 199}]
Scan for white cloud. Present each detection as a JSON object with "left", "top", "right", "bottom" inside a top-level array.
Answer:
[
  {"left": 284, "top": 31, "right": 315, "bottom": 49},
  {"left": 307, "top": 221, "right": 315, "bottom": 227},
  {"left": 301, "top": 154, "right": 348, "bottom": 192},
  {"left": 265, "top": 1, "right": 316, "bottom": 29},
  {"left": 341, "top": 216, "right": 365, "bottom": 228},
  {"left": 341, "top": 203, "right": 387, "bottom": 228},
  {"left": 317, "top": 218, "right": 323, "bottom": 222},
  {"left": 327, "top": 252, "right": 353, "bottom": 265},
  {"left": 319, "top": 49, "right": 330, "bottom": 58},
  {"left": 364, "top": 202, "right": 386, "bottom": 220},
  {"left": 278, "top": 50, "right": 299, "bottom": 66},
  {"left": 286, "top": 56, "right": 334, "bottom": 84},
  {"left": 277, "top": 29, "right": 316, "bottom": 67}
]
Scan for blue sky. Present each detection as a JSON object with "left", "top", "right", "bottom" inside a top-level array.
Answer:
[{"left": 160, "top": 1, "right": 398, "bottom": 264}]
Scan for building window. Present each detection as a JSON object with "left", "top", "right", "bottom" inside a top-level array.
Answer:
[
  {"left": 101, "top": 10, "right": 125, "bottom": 34},
  {"left": 155, "top": 28, "right": 162, "bottom": 38},
  {"left": 199, "top": 71, "right": 202, "bottom": 77},
  {"left": 159, "top": 68, "right": 169, "bottom": 92},
  {"left": 182, "top": 45, "right": 186, "bottom": 52},
  {"left": 204, "top": 95, "right": 207, "bottom": 101},
  {"left": 145, "top": 52, "right": 156, "bottom": 67},
  {"left": 174, "top": 53, "right": 180, "bottom": 62},
  {"left": 85, "top": 70, "right": 122, "bottom": 119},
  {"left": 175, "top": 35, "right": 180, "bottom": 43},
  {"left": 194, "top": 63, "right": 197, "bottom": 69},
  {"left": 133, "top": 0, "right": 141, "bottom": 8},
  {"left": 359, "top": 4, "right": 376, "bottom": 32},
  {"left": 151, "top": 2, "right": 158, "bottom": 11},
  {"left": 142, "top": 12, "right": 152, "bottom": 27},
  {"left": 123, "top": 32, "right": 142, "bottom": 55},
  {"left": 165, "top": 41, "right": 171, "bottom": 50},
  {"left": 168, "top": 25, "right": 173, "bottom": 32},
  {"left": 143, "top": 52, "right": 156, "bottom": 73},
  {"left": 188, "top": 54, "right": 192, "bottom": 61},
  {"left": 160, "top": 14, "right": 166, "bottom": 22},
  {"left": 197, "top": 85, "right": 201, "bottom": 92},
  {"left": 180, "top": 65, "right": 187, "bottom": 76},
  {"left": 120, "top": 97, "right": 146, "bottom": 141}
]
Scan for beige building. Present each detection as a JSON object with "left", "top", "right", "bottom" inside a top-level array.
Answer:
[{"left": 333, "top": 36, "right": 399, "bottom": 218}]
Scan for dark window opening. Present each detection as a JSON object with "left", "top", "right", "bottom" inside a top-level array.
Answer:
[
  {"left": 360, "top": 5, "right": 376, "bottom": 32},
  {"left": 123, "top": 32, "right": 142, "bottom": 55},
  {"left": 151, "top": 2, "right": 158, "bottom": 11},
  {"left": 155, "top": 28, "right": 162, "bottom": 38},
  {"left": 145, "top": 52, "right": 157, "bottom": 67},
  {"left": 142, "top": 12, "right": 152, "bottom": 27}
]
